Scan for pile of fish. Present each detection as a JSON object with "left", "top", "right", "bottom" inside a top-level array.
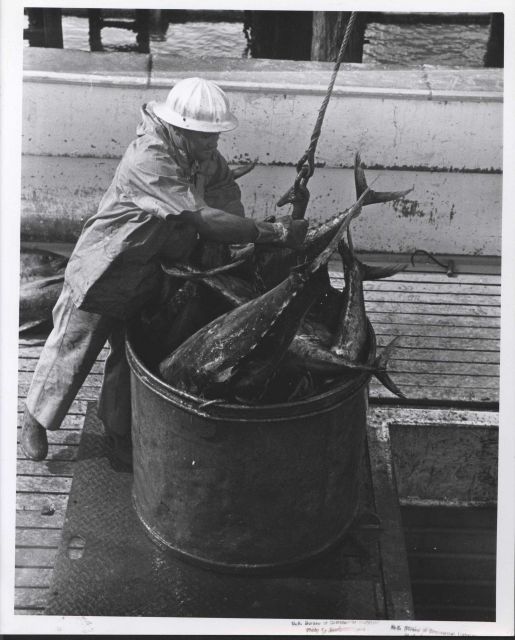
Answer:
[
  {"left": 149, "top": 153, "right": 413, "bottom": 404},
  {"left": 18, "top": 154, "right": 413, "bottom": 405}
]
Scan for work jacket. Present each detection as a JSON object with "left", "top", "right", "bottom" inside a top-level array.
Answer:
[{"left": 65, "top": 103, "right": 244, "bottom": 319}]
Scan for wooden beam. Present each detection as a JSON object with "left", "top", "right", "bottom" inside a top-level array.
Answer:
[
  {"left": 311, "top": 12, "right": 367, "bottom": 62},
  {"left": 88, "top": 9, "right": 103, "bottom": 52},
  {"left": 245, "top": 11, "right": 313, "bottom": 60},
  {"left": 26, "top": 9, "right": 63, "bottom": 48},
  {"left": 484, "top": 13, "right": 504, "bottom": 68}
]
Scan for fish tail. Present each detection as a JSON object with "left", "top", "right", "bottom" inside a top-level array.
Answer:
[
  {"left": 373, "top": 336, "right": 406, "bottom": 399},
  {"left": 361, "top": 262, "right": 407, "bottom": 281},
  {"left": 375, "top": 370, "right": 406, "bottom": 399},
  {"left": 354, "top": 151, "right": 413, "bottom": 205}
]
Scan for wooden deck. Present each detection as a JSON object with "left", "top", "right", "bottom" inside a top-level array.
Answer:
[{"left": 14, "top": 267, "right": 501, "bottom": 614}]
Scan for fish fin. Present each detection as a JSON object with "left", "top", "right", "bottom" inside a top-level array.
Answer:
[
  {"left": 375, "top": 370, "right": 406, "bottom": 399},
  {"left": 287, "top": 371, "right": 314, "bottom": 400},
  {"left": 361, "top": 262, "right": 407, "bottom": 280},
  {"left": 375, "top": 335, "right": 401, "bottom": 367},
  {"left": 19, "top": 319, "right": 50, "bottom": 333},
  {"left": 373, "top": 336, "right": 406, "bottom": 399},
  {"left": 202, "top": 273, "right": 255, "bottom": 307},
  {"left": 336, "top": 236, "right": 353, "bottom": 268},
  {"left": 354, "top": 151, "right": 413, "bottom": 205},
  {"left": 161, "top": 258, "right": 247, "bottom": 279},
  {"left": 231, "top": 159, "right": 257, "bottom": 180},
  {"left": 21, "top": 242, "right": 73, "bottom": 259},
  {"left": 308, "top": 187, "right": 370, "bottom": 275},
  {"left": 18, "top": 336, "right": 47, "bottom": 346},
  {"left": 21, "top": 274, "right": 65, "bottom": 289},
  {"left": 198, "top": 398, "right": 225, "bottom": 409}
]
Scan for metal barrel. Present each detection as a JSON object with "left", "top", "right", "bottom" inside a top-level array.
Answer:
[{"left": 126, "top": 327, "right": 373, "bottom": 574}]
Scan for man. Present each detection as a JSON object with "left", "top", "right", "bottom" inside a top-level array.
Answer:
[{"left": 21, "top": 77, "right": 308, "bottom": 463}]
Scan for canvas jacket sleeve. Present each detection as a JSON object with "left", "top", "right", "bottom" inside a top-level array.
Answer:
[{"left": 118, "top": 137, "right": 207, "bottom": 219}]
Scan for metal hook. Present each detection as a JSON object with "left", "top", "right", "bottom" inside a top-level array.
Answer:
[{"left": 410, "top": 249, "right": 456, "bottom": 277}]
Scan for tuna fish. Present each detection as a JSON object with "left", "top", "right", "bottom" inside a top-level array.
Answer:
[
  {"left": 329, "top": 237, "right": 406, "bottom": 398},
  {"left": 157, "top": 165, "right": 409, "bottom": 398},
  {"left": 276, "top": 275, "right": 406, "bottom": 399},
  {"left": 20, "top": 246, "right": 68, "bottom": 283},
  {"left": 19, "top": 246, "right": 69, "bottom": 333},
  {"left": 19, "top": 274, "right": 64, "bottom": 333},
  {"left": 158, "top": 188, "right": 370, "bottom": 402}
]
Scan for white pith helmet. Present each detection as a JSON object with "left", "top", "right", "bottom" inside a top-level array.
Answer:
[{"left": 153, "top": 77, "right": 238, "bottom": 133}]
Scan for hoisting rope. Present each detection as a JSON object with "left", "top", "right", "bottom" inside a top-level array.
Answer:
[{"left": 277, "top": 12, "right": 358, "bottom": 206}]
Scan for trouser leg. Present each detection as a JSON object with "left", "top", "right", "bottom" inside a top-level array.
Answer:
[
  {"left": 25, "top": 283, "right": 116, "bottom": 431},
  {"left": 97, "top": 325, "right": 132, "bottom": 440}
]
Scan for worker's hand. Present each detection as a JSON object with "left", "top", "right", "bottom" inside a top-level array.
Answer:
[
  {"left": 254, "top": 215, "right": 308, "bottom": 248},
  {"left": 275, "top": 215, "right": 309, "bottom": 249}
]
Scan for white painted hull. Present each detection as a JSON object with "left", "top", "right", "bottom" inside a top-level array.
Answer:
[{"left": 21, "top": 49, "right": 503, "bottom": 256}]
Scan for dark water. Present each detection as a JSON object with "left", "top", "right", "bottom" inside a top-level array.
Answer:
[{"left": 24, "top": 15, "right": 490, "bottom": 67}]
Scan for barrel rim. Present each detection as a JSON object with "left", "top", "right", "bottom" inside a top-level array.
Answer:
[{"left": 126, "top": 320, "right": 375, "bottom": 421}]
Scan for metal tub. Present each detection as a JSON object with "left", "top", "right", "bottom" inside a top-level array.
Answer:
[{"left": 126, "top": 328, "right": 373, "bottom": 573}]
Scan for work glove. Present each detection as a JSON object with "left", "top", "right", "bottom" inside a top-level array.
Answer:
[{"left": 254, "top": 215, "right": 308, "bottom": 249}]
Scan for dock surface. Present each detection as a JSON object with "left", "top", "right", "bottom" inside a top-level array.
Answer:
[{"left": 15, "top": 268, "right": 501, "bottom": 615}]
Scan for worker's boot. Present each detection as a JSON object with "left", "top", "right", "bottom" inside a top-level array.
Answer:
[{"left": 20, "top": 408, "right": 48, "bottom": 461}]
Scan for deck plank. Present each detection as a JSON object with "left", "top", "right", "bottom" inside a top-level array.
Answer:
[
  {"left": 17, "top": 459, "right": 76, "bottom": 476},
  {"left": 16, "top": 528, "right": 63, "bottom": 547},
  {"left": 16, "top": 476, "right": 73, "bottom": 494},
  {"left": 15, "top": 510, "right": 66, "bottom": 529},
  {"left": 329, "top": 271, "right": 501, "bottom": 286},
  {"left": 15, "top": 548, "right": 59, "bottom": 568},
  {"left": 364, "top": 291, "right": 499, "bottom": 306},
  {"left": 367, "top": 312, "right": 499, "bottom": 328},
  {"left": 387, "top": 361, "right": 499, "bottom": 376},
  {"left": 384, "top": 348, "right": 499, "bottom": 364},
  {"left": 16, "top": 493, "right": 71, "bottom": 511},
  {"left": 372, "top": 373, "right": 498, "bottom": 389},
  {"left": 15, "top": 568, "right": 54, "bottom": 588},
  {"left": 365, "top": 301, "right": 500, "bottom": 317},
  {"left": 17, "top": 443, "right": 80, "bottom": 461},
  {"left": 363, "top": 282, "right": 500, "bottom": 296},
  {"left": 375, "top": 334, "right": 499, "bottom": 351},
  {"left": 15, "top": 587, "right": 52, "bottom": 609},
  {"left": 369, "top": 384, "right": 497, "bottom": 404},
  {"left": 373, "top": 323, "right": 499, "bottom": 339}
]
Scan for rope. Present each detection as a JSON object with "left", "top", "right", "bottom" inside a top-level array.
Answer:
[
  {"left": 410, "top": 249, "right": 456, "bottom": 277},
  {"left": 296, "top": 12, "right": 358, "bottom": 180}
]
